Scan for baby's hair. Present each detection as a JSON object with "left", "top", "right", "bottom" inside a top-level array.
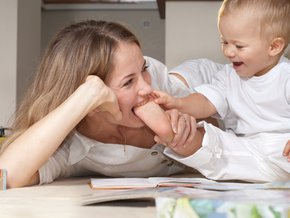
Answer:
[{"left": 218, "top": 0, "right": 290, "bottom": 45}]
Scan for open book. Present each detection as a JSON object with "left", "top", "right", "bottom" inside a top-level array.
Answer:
[
  {"left": 82, "top": 184, "right": 290, "bottom": 207},
  {"left": 82, "top": 177, "right": 290, "bottom": 206},
  {"left": 89, "top": 177, "right": 216, "bottom": 190},
  {"left": 89, "top": 176, "right": 290, "bottom": 191}
]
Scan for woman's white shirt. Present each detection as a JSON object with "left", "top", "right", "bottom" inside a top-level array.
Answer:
[{"left": 39, "top": 132, "right": 185, "bottom": 184}]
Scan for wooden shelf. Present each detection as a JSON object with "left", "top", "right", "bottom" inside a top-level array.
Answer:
[{"left": 157, "top": 0, "right": 222, "bottom": 19}]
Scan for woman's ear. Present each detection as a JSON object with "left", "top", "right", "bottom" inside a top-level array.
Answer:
[{"left": 269, "top": 37, "right": 285, "bottom": 56}]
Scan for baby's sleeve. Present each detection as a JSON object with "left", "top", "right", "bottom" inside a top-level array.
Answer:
[
  {"left": 168, "top": 58, "right": 224, "bottom": 91},
  {"left": 194, "top": 66, "right": 230, "bottom": 120}
]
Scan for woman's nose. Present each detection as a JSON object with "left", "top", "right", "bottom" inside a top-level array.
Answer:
[{"left": 138, "top": 78, "right": 152, "bottom": 96}]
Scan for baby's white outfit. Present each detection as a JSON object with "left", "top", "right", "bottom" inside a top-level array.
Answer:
[{"left": 165, "top": 57, "right": 290, "bottom": 182}]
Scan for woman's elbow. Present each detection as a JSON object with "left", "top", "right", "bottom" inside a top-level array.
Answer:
[{"left": 6, "top": 171, "right": 39, "bottom": 189}]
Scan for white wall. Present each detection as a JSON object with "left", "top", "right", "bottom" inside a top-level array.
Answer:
[
  {"left": 165, "top": 1, "right": 226, "bottom": 69},
  {"left": 0, "top": 0, "right": 41, "bottom": 126},
  {"left": 41, "top": 6, "right": 165, "bottom": 63},
  {"left": 0, "top": 0, "right": 18, "bottom": 126}
]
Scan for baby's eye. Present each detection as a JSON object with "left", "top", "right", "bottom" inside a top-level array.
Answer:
[
  {"left": 236, "top": 45, "right": 244, "bottom": 49},
  {"left": 221, "top": 41, "right": 228, "bottom": 45}
]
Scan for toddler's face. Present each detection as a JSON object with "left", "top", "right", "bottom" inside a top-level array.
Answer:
[{"left": 218, "top": 11, "right": 276, "bottom": 78}]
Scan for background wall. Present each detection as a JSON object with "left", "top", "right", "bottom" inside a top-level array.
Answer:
[
  {"left": 165, "top": 1, "right": 226, "bottom": 69},
  {"left": 0, "top": 0, "right": 41, "bottom": 126},
  {"left": 0, "top": 0, "right": 17, "bottom": 126},
  {"left": 41, "top": 5, "right": 165, "bottom": 63}
]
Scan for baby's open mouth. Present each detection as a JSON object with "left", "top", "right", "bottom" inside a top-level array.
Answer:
[{"left": 233, "top": 62, "right": 243, "bottom": 67}]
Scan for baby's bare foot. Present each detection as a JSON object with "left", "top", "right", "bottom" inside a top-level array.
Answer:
[{"left": 134, "top": 100, "right": 174, "bottom": 143}]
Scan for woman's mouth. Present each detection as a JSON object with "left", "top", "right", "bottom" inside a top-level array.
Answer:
[
  {"left": 132, "top": 95, "right": 155, "bottom": 114},
  {"left": 135, "top": 99, "right": 150, "bottom": 108}
]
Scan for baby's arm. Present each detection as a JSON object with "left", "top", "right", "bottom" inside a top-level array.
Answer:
[
  {"left": 154, "top": 91, "right": 217, "bottom": 119},
  {"left": 134, "top": 100, "right": 174, "bottom": 143},
  {"left": 283, "top": 140, "right": 290, "bottom": 162}
]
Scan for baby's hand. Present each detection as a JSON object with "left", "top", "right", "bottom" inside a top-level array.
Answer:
[
  {"left": 153, "top": 90, "right": 178, "bottom": 110},
  {"left": 283, "top": 140, "right": 290, "bottom": 162}
]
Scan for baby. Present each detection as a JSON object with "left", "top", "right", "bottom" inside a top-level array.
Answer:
[{"left": 149, "top": 0, "right": 290, "bottom": 182}]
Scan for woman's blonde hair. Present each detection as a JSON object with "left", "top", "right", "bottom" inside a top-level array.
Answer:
[
  {"left": 218, "top": 0, "right": 290, "bottom": 45},
  {"left": 1, "top": 20, "right": 140, "bottom": 152}
]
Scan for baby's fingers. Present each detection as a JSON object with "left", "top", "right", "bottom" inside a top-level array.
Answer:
[{"left": 152, "top": 91, "right": 171, "bottom": 104}]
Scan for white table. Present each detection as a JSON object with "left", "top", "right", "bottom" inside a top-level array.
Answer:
[{"left": 0, "top": 177, "right": 156, "bottom": 218}]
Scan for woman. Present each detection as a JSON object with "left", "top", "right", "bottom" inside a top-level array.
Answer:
[{"left": 0, "top": 20, "right": 216, "bottom": 188}]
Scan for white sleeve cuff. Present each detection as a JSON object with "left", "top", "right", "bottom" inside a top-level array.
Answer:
[{"left": 163, "top": 121, "right": 222, "bottom": 169}]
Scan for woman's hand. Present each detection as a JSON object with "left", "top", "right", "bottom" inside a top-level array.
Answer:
[
  {"left": 283, "top": 140, "right": 290, "bottom": 162},
  {"left": 154, "top": 109, "right": 200, "bottom": 156},
  {"left": 84, "top": 76, "right": 122, "bottom": 121}
]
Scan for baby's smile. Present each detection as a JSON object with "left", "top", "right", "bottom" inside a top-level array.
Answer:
[{"left": 233, "top": 61, "right": 243, "bottom": 67}]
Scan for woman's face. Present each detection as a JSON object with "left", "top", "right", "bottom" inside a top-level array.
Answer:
[{"left": 107, "top": 42, "right": 152, "bottom": 128}]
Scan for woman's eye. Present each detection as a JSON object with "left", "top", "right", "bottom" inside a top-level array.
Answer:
[
  {"left": 142, "top": 64, "right": 149, "bottom": 72},
  {"left": 123, "top": 78, "right": 133, "bottom": 87}
]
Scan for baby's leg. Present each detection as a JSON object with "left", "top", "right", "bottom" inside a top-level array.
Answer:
[{"left": 134, "top": 101, "right": 174, "bottom": 143}]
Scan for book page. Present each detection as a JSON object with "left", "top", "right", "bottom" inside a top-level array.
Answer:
[{"left": 90, "top": 178, "right": 157, "bottom": 190}]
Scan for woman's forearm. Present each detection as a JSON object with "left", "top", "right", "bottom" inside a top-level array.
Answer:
[{"left": 0, "top": 85, "right": 96, "bottom": 188}]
